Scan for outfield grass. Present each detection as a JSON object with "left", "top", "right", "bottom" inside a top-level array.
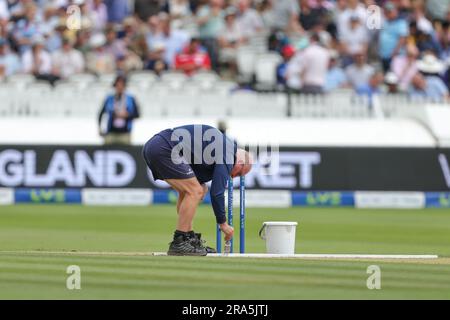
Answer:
[{"left": 0, "top": 205, "right": 449, "bottom": 299}]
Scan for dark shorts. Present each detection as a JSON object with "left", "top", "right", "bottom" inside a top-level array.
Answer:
[{"left": 142, "top": 132, "right": 196, "bottom": 181}]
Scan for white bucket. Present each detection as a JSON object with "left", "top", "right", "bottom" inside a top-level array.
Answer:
[{"left": 259, "top": 221, "right": 298, "bottom": 254}]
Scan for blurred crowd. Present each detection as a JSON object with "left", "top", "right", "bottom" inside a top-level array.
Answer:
[{"left": 0, "top": 0, "right": 450, "bottom": 102}]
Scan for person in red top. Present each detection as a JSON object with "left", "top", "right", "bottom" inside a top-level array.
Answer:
[{"left": 174, "top": 38, "right": 211, "bottom": 75}]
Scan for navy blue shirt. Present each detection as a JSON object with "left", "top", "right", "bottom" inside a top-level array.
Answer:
[
  {"left": 161, "top": 124, "right": 237, "bottom": 224},
  {"left": 98, "top": 93, "right": 140, "bottom": 133}
]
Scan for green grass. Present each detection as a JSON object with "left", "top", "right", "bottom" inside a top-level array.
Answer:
[{"left": 0, "top": 205, "right": 450, "bottom": 299}]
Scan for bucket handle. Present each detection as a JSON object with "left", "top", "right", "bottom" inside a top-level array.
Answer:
[{"left": 258, "top": 223, "right": 267, "bottom": 240}]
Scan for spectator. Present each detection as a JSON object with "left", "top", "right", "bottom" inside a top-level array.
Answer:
[
  {"left": 40, "top": 4, "right": 60, "bottom": 44},
  {"left": 74, "top": 28, "right": 92, "bottom": 55},
  {"left": 78, "top": 0, "right": 96, "bottom": 31},
  {"left": 325, "top": 50, "right": 347, "bottom": 92},
  {"left": 88, "top": 0, "right": 108, "bottom": 32},
  {"left": 147, "top": 14, "right": 190, "bottom": 68},
  {"left": 11, "top": 2, "right": 43, "bottom": 54},
  {"left": 236, "top": 0, "right": 264, "bottom": 39},
  {"left": 397, "top": 0, "right": 413, "bottom": 19},
  {"left": 331, "top": 0, "right": 347, "bottom": 35},
  {"left": 286, "top": 33, "right": 330, "bottom": 94},
  {"left": 425, "top": 0, "right": 450, "bottom": 22},
  {"left": 86, "top": 33, "right": 115, "bottom": 74},
  {"left": 298, "top": 0, "right": 328, "bottom": 31},
  {"left": 134, "top": 0, "right": 163, "bottom": 22},
  {"left": 22, "top": 38, "right": 59, "bottom": 84},
  {"left": 336, "top": 0, "right": 366, "bottom": 39},
  {"left": 310, "top": 21, "right": 332, "bottom": 49},
  {"left": 411, "top": 0, "right": 433, "bottom": 35},
  {"left": 51, "top": 37, "right": 85, "bottom": 79},
  {"left": 409, "top": 73, "right": 449, "bottom": 103},
  {"left": 437, "top": 21, "right": 450, "bottom": 61},
  {"left": 122, "top": 17, "right": 149, "bottom": 61},
  {"left": 338, "top": 15, "right": 369, "bottom": 66},
  {"left": 379, "top": 2, "right": 409, "bottom": 72},
  {"left": 0, "top": 38, "right": 21, "bottom": 80},
  {"left": 391, "top": 44, "right": 419, "bottom": 91},
  {"left": 313, "top": 0, "right": 335, "bottom": 34},
  {"left": 104, "top": 26, "right": 127, "bottom": 59},
  {"left": 257, "top": 0, "right": 276, "bottom": 31},
  {"left": 312, "top": 0, "right": 335, "bottom": 12},
  {"left": 276, "top": 44, "right": 295, "bottom": 86},
  {"left": 0, "top": 13, "right": 8, "bottom": 39},
  {"left": 384, "top": 71, "right": 400, "bottom": 94},
  {"left": 115, "top": 52, "right": 143, "bottom": 75},
  {"left": 417, "top": 53, "right": 446, "bottom": 77},
  {"left": 269, "top": 0, "right": 301, "bottom": 34},
  {"left": 98, "top": 75, "right": 140, "bottom": 145},
  {"left": 413, "top": 28, "right": 442, "bottom": 56},
  {"left": 196, "top": 0, "right": 225, "bottom": 71},
  {"left": 355, "top": 71, "right": 385, "bottom": 113},
  {"left": 345, "top": 51, "right": 375, "bottom": 89},
  {"left": 218, "top": 7, "right": 245, "bottom": 68},
  {"left": 409, "top": 53, "right": 449, "bottom": 103},
  {"left": 145, "top": 15, "right": 167, "bottom": 74},
  {"left": 162, "top": 0, "right": 192, "bottom": 30},
  {"left": 268, "top": 29, "right": 291, "bottom": 52},
  {"left": 8, "top": 0, "right": 45, "bottom": 20},
  {"left": 44, "top": 18, "right": 65, "bottom": 53},
  {"left": 104, "top": 0, "right": 128, "bottom": 24},
  {"left": 0, "top": 0, "right": 9, "bottom": 21},
  {"left": 0, "top": 0, "right": 448, "bottom": 98},
  {"left": 175, "top": 37, "right": 211, "bottom": 75}
]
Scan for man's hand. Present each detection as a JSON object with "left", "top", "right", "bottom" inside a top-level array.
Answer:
[{"left": 219, "top": 222, "right": 234, "bottom": 241}]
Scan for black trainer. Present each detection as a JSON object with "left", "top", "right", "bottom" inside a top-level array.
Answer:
[
  {"left": 191, "top": 233, "right": 217, "bottom": 254},
  {"left": 167, "top": 234, "right": 207, "bottom": 256}
]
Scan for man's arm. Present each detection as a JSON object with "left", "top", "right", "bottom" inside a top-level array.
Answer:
[
  {"left": 98, "top": 98, "right": 108, "bottom": 125},
  {"left": 209, "top": 164, "right": 230, "bottom": 225},
  {"left": 392, "top": 20, "right": 409, "bottom": 57},
  {"left": 98, "top": 98, "right": 109, "bottom": 136}
]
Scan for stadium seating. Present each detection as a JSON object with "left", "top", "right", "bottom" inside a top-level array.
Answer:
[
  {"left": 236, "top": 47, "right": 257, "bottom": 82},
  {"left": 0, "top": 74, "right": 449, "bottom": 120},
  {"left": 229, "top": 91, "right": 287, "bottom": 117},
  {"left": 160, "top": 71, "right": 188, "bottom": 90},
  {"left": 128, "top": 71, "right": 158, "bottom": 89},
  {"left": 7, "top": 74, "right": 35, "bottom": 89},
  {"left": 68, "top": 73, "right": 97, "bottom": 90},
  {"left": 254, "top": 53, "right": 283, "bottom": 90}
]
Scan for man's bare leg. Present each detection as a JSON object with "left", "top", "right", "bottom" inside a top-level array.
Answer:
[
  {"left": 176, "top": 192, "right": 185, "bottom": 215},
  {"left": 165, "top": 178, "right": 204, "bottom": 232}
]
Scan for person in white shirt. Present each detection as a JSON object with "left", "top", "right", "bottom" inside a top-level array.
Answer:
[
  {"left": 218, "top": 6, "right": 245, "bottom": 65},
  {"left": 52, "top": 37, "right": 85, "bottom": 79},
  {"left": 88, "top": 0, "right": 108, "bottom": 32},
  {"left": 339, "top": 15, "right": 368, "bottom": 65},
  {"left": 147, "top": 13, "right": 190, "bottom": 68},
  {"left": 286, "top": 33, "right": 330, "bottom": 93},
  {"left": 236, "top": 0, "right": 264, "bottom": 39},
  {"left": 411, "top": 2, "right": 433, "bottom": 35},
  {"left": 0, "top": 0, "right": 9, "bottom": 21},
  {"left": 336, "top": 0, "right": 367, "bottom": 38},
  {"left": 86, "top": 33, "right": 116, "bottom": 75},
  {"left": 166, "top": 0, "right": 192, "bottom": 30},
  {"left": 345, "top": 51, "right": 375, "bottom": 89},
  {"left": 22, "top": 39, "right": 52, "bottom": 75},
  {"left": 270, "top": 0, "right": 302, "bottom": 33}
]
